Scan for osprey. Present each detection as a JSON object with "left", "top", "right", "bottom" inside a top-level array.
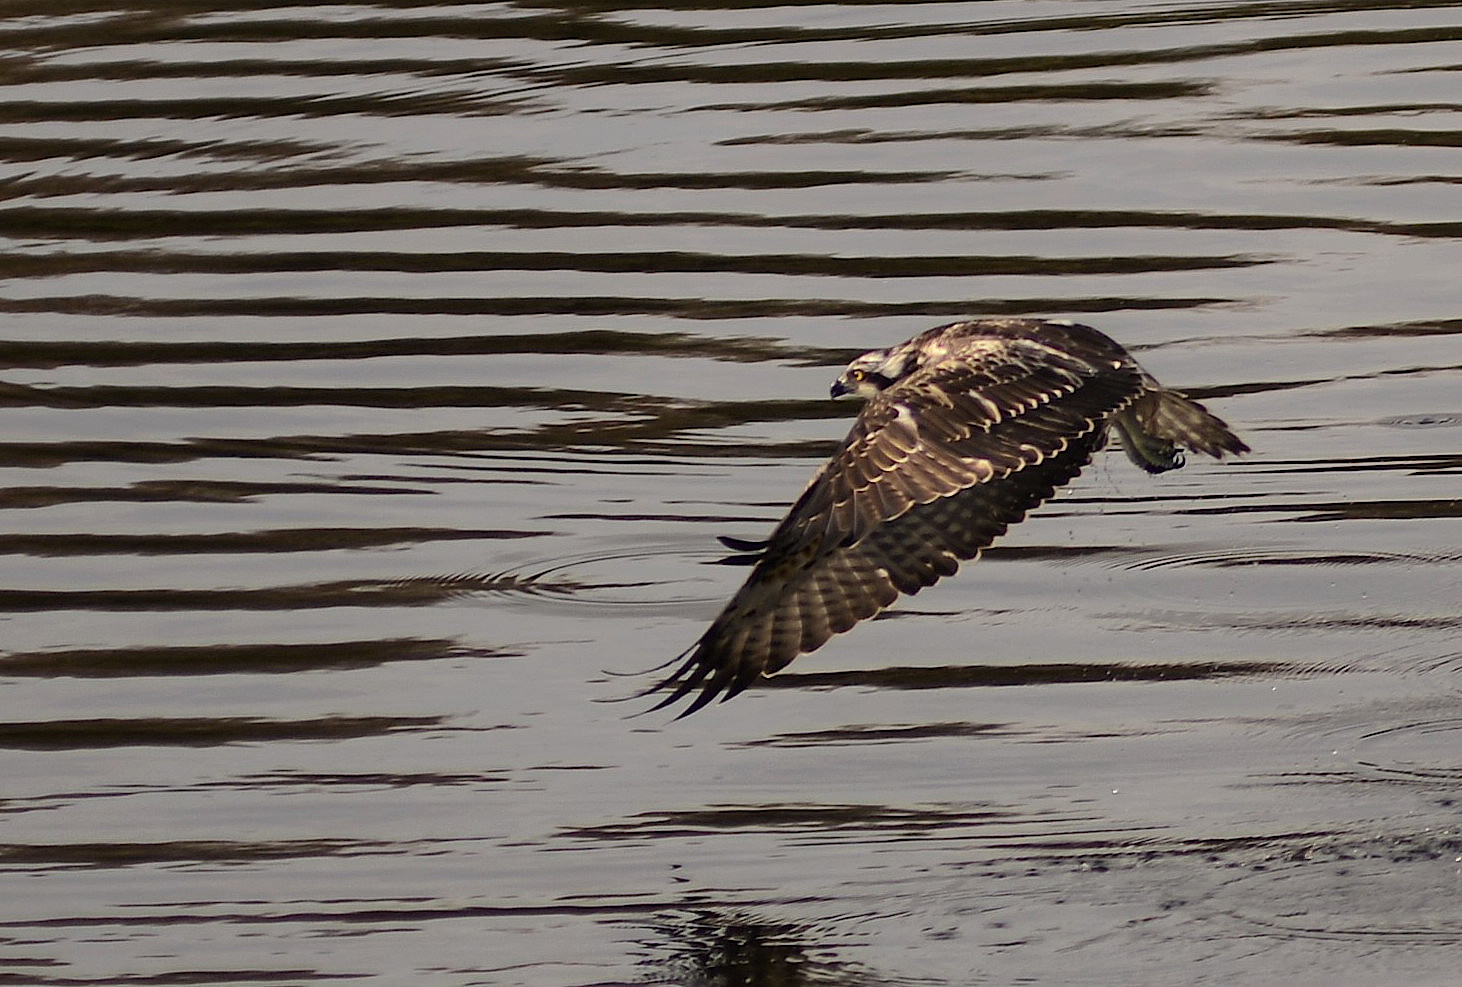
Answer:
[{"left": 649, "top": 318, "right": 1247, "bottom": 717}]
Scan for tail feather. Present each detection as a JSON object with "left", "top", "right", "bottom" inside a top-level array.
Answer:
[{"left": 1113, "top": 388, "right": 1248, "bottom": 474}]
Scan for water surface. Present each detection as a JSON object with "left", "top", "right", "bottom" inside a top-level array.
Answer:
[{"left": 2, "top": 2, "right": 1462, "bottom": 984}]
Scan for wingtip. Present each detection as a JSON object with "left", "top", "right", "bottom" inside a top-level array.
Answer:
[
  {"left": 633, "top": 630, "right": 769, "bottom": 719},
  {"left": 717, "top": 533, "right": 770, "bottom": 552},
  {"left": 634, "top": 644, "right": 713, "bottom": 718}
]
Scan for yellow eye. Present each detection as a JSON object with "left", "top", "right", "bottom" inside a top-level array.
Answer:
[{"left": 849, "top": 369, "right": 866, "bottom": 381}]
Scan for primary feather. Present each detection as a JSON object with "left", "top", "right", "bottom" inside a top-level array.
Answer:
[{"left": 649, "top": 318, "right": 1247, "bottom": 716}]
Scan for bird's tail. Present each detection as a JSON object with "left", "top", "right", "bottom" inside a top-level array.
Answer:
[{"left": 1113, "top": 388, "right": 1248, "bottom": 474}]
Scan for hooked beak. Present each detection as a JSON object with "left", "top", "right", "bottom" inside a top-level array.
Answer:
[{"left": 830, "top": 378, "right": 850, "bottom": 399}]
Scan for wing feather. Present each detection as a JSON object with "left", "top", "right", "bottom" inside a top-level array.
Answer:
[
  {"left": 648, "top": 338, "right": 1142, "bottom": 716},
  {"left": 779, "top": 359, "right": 1101, "bottom": 551},
  {"left": 649, "top": 430, "right": 1107, "bottom": 716}
]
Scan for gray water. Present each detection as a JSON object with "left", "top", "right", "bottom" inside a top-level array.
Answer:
[{"left": 2, "top": 2, "right": 1461, "bottom": 984}]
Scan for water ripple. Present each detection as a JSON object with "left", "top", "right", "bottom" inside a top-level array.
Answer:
[{"left": 3, "top": 1, "right": 1460, "bottom": 983}]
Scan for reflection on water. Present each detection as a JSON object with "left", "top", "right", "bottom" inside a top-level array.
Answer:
[
  {"left": 638, "top": 910, "right": 899, "bottom": 987},
  {"left": 1, "top": 1, "right": 1461, "bottom": 984}
]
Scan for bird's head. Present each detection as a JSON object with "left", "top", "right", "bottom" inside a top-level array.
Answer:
[{"left": 831, "top": 344, "right": 920, "bottom": 399}]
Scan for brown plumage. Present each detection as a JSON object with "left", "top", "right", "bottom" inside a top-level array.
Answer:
[{"left": 648, "top": 318, "right": 1247, "bottom": 716}]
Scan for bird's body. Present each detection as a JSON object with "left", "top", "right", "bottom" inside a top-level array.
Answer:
[{"left": 649, "top": 318, "right": 1247, "bottom": 716}]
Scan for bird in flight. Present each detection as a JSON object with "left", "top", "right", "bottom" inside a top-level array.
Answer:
[{"left": 648, "top": 318, "right": 1247, "bottom": 717}]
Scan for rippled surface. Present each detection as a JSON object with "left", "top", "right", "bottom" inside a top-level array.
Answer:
[{"left": 3, "top": 2, "right": 1462, "bottom": 984}]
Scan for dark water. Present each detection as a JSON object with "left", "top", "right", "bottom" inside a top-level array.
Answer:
[{"left": 2, "top": 2, "right": 1461, "bottom": 984}]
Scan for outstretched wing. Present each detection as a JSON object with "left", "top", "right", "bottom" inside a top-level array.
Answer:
[{"left": 649, "top": 334, "right": 1145, "bottom": 716}]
